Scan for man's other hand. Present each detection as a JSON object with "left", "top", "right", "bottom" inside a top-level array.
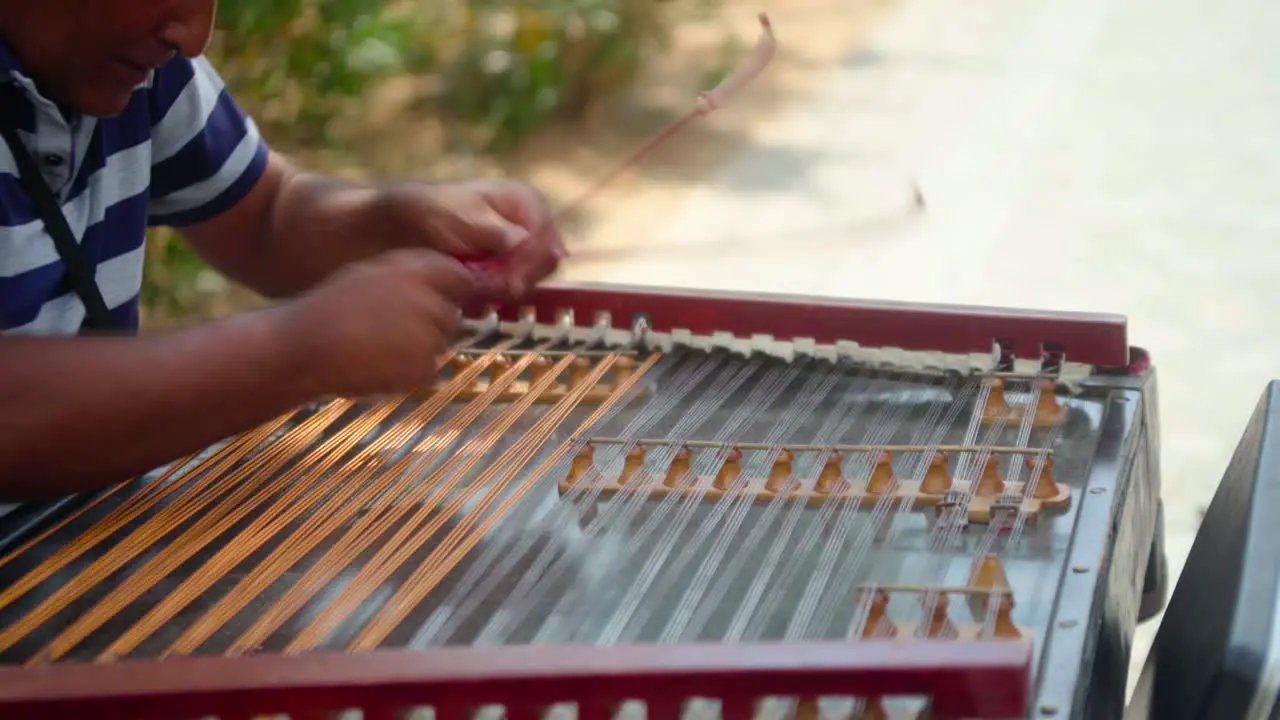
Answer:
[
  {"left": 273, "top": 248, "right": 477, "bottom": 398},
  {"left": 378, "top": 178, "right": 570, "bottom": 299}
]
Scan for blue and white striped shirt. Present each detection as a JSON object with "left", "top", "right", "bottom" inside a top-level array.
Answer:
[{"left": 0, "top": 39, "right": 269, "bottom": 335}]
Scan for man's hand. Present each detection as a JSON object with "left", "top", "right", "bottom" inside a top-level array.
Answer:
[
  {"left": 379, "top": 178, "right": 570, "bottom": 299},
  {"left": 270, "top": 249, "right": 478, "bottom": 398},
  {"left": 182, "top": 150, "right": 569, "bottom": 301},
  {"left": 0, "top": 248, "right": 481, "bottom": 498}
]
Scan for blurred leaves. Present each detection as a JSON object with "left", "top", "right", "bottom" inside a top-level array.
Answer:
[{"left": 141, "top": 0, "right": 718, "bottom": 327}]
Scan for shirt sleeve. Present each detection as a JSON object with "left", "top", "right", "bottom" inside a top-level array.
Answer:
[{"left": 144, "top": 55, "right": 270, "bottom": 228}]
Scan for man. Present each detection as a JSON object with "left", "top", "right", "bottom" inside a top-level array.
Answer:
[{"left": 0, "top": 2, "right": 567, "bottom": 502}]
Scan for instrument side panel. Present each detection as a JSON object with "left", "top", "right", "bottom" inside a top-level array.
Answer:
[{"left": 1035, "top": 373, "right": 1160, "bottom": 719}]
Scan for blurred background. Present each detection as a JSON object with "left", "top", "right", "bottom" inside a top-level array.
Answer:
[
  {"left": 161, "top": 0, "right": 1280, "bottom": 699},
  {"left": 142, "top": 0, "right": 879, "bottom": 325}
]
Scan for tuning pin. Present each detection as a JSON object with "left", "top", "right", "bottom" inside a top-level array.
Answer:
[
  {"left": 568, "top": 357, "right": 593, "bottom": 388},
  {"left": 611, "top": 355, "right": 637, "bottom": 389},
  {"left": 1034, "top": 380, "right": 1065, "bottom": 425},
  {"left": 1024, "top": 455, "right": 1060, "bottom": 499},
  {"left": 713, "top": 447, "right": 743, "bottom": 491},
  {"left": 865, "top": 451, "right": 895, "bottom": 495},
  {"left": 860, "top": 589, "right": 897, "bottom": 639},
  {"left": 974, "top": 455, "right": 1004, "bottom": 497},
  {"left": 765, "top": 449, "right": 795, "bottom": 493},
  {"left": 488, "top": 354, "right": 513, "bottom": 382},
  {"left": 565, "top": 444, "right": 595, "bottom": 486},
  {"left": 618, "top": 445, "right": 646, "bottom": 486},
  {"left": 529, "top": 355, "right": 555, "bottom": 387},
  {"left": 919, "top": 451, "right": 952, "bottom": 495},
  {"left": 795, "top": 698, "right": 820, "bottom": 720},
  {"left": 664, "top": 445, "right": 693, "bottom": 488},
  {"left": 923, "top": 593, "right": 959, "bottom": 639},
  {"left": 856, "top": 698, "right": 888, "bottom": 720},
  {"left": 813, "top": 451, "right": 845, "bottom": 494},
  {"left": 992, "top": 594, "right": 1021, "bottom": 639},
  {"left": 450, "top": 353, "right": 474, "bottom": 373},
  {"left": 969, "top": 554, "right": 1010, "bottom": 591},
  {"left": 982, "top": 377, "right": 1014, "bottom": 422}
]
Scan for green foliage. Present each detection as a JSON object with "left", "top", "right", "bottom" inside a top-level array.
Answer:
[
  {"left": 208, "top": 0, "right": 426, "bottom": 144},
  {"left": 206, "top": 0, "right": 691, "bottom": 151},
  {"left": 141, "top": 0, "right": 716, "bottom": 326},
  {"left": 436, "top": 0, "right": 672, "bottom": 151}
]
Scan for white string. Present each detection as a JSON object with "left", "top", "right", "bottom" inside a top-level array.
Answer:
[{"left": 412, "top": 348, "right": 731, "bottom": 648}]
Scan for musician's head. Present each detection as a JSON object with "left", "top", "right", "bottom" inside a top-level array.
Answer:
[{"left": 0, "top": 0, "right": 218, "bottom": 117}]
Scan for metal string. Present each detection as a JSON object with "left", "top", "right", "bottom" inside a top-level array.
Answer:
[
  {"left": 669, "top": 366, "right": 890, "bottom": 646},
  {"left": 817, "top": 373, "right": 981, "bottom": 641},
  {"left": 454, "top": 349, "right": 741, "bottom": 647},
  {"left": 278, "top": 347, "right": 592, "bottom": 652},
  {"left": 404, "top": 349, "right": 705, "bottom": 648},
  {"left": 908, "top": 378, "right": 1010, "bottom": 639},
  {"left": 161, "top": 340, "right": 531, "bottom": 657},
  {"left": 345, "top": 351, "right": 662, "bottom": 652},
  {"left": 529, "top": 353, "right": 790, "bottom": 646},
  {"left": 716, "top": 368, "right": 900, "bottom": 645},
  {"left": 605, "top": 356, "right": 845, "bottom": 645},
  {"left": 0, "top": 399, "right": 358, "bottom": 658},
  {"left": 468, "top": 350, "right": 768, "bottom": 647},
  {"left": 649, "top": 358, "right": 853, "bottom": 645},
  {"left": 751, "top": 372, "right": 926, "bottom": 644}
]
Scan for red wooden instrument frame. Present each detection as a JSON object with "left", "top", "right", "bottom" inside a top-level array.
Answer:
[
  {"left": 0, "top": 640, "right": 1032, "bottom": 720},
  {"left": 473, "top": 282, "right": 1133, "bottom": 369},
  {"left": 0, "top": 282, "right": 1096, "bottom": 718}
]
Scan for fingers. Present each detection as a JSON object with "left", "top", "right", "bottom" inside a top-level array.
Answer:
[
  {"left": 396, "top": 179, "right": 568, "bottom": 301},
  {"left": 416, "top": 286, "right": 463, "bottom": 339},
  {"left": 450, "top": 206, "right": 530, "bottom": 257},
  {"left": 508, "top": 182, "right": 570, "bottom": 259},
  {"left": 506, "top": 235, "right": 563, "bottom": 296},
  {"left": 380, "top": 248, "right": 477, "bottom": 302}
]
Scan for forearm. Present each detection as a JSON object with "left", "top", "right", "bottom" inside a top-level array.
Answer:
[
  {"left": 198, "top": 160, "right": 429, "bottom": 298},
  {"left": 253, "top": 171, "right": 389, "bottom": 295},
  {"left": 0, "top": 311, "right": 320, "bottom": 501}
]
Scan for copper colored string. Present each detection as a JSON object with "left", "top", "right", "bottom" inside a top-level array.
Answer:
[
  {"left": 223, "top": 343, "right": 566, "bottom": 656},
  {"left": 94, "top": 389, "right": 471, "bottom": 660},
  {"left": 2, "top": 400, "right": 353, "bottom": 658},
  {"left": 349, "top": 355, "right": 629, "bottom": 647},
  {"left": 143, "top": 342, "right": 526, "bottom": 658},
  {"left": 27, "top": 398, "right": 387, "bottom": 662},
  {"left": 0, "top": 397, "right": 345, "bottom": 655},
  {"left": 106, "top": 342, "right": 512, "bottom": 658},
  {"left": 0, "top": 404, "right": 319, "bottom": 629},
  {"left": 1, "top": 343, "right": 480, "bottom": 656},
  {"left": 0, "top": 342, "right": 475, "bottom": 579},
  {"left": 0, "top": 414, "right": 286, "bottom": 574},
  {"left": 280, "top": 352, "right": 589, "bottom": 653},
  {"left": 0, "top": 477, "right": 138, "bottom": 568},
  {"left": 349, "top": 351, "right": 662, "bottom": 651}
]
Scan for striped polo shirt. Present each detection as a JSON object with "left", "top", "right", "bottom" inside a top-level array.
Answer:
[
  {"left": 0, "top": 41, "right": 269, "bottom": 519},
  {"left": 0, "top": 39, "right": 269, "bottom": 335}
]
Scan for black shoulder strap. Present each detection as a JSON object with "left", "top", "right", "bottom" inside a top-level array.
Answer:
[{"left": 0, "top": 123, "right": 117, "bottom": 333}]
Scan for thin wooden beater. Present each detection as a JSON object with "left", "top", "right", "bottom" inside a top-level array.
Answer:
[{"left": 470, "top": 14, "right": 924, "bottom": 278}]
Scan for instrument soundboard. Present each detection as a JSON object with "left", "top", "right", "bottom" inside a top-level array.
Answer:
[{"left": 0, "top": 283, "right": 1166, "bottom": 720}]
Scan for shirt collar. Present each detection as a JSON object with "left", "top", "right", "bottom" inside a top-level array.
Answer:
[{"left": 0, "top": 33, "right": 152, "bottom": 122}]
